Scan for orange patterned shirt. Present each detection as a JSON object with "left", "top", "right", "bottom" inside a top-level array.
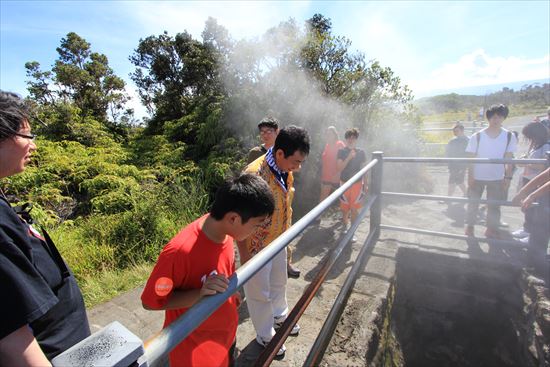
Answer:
[{"left": 243, "top": 154, "right": 294, "bottom": 254}]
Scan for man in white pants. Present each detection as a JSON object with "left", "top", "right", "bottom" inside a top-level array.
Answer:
[{"left": 238, "top": 126, "right": 310, "bottom": 358}]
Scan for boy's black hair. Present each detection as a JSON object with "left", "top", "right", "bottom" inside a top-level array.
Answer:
[
  {"left": 344, "top": 128, "right": 359, "bottom": 139},
  {"left": 210, "top": 174, "right": 275, "bottom": 223},
  {"left": 522, "top": 122, "right": 548, "bottom": 146},
  {"left": 273, "top": 125, "right": 310, "bottom": 158},
  {"left": 486, "top": 104, "right": 509, "bottom": 120},
  {"left": 453, "top": 122, "right": 464, "bottom": 131},
  {"left": 258, "top": 116, "right": 279, "bottom": 130},
  {"left": 0, "top": 91, "right": 29, "bottom": 141}
]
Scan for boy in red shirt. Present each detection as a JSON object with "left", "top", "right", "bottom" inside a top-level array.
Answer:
[{"left": 141, "top": 174, "right": 275, "bottom": 367}]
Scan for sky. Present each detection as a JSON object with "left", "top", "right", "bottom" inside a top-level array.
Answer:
[{"left": 1, "top": 0, "right": 549, "bottom": 118}]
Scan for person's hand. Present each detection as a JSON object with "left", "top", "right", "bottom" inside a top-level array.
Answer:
[
  {"left": 503, "top": 179, "right": 511, "bottom": 191},
  {"left": 511, "top": 192, "right": 526, "bottom": 206},
  {"left": 348, "top": 150, "right": 356, "bottom": 160},
  {"left": 200, "top": 273, "right": 229, "bottom": 297},
  {"left": 521, "top": 194, "right": 535, "bottom": 212}
]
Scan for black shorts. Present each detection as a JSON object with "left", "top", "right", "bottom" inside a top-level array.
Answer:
[{"left": 449, "top": 167, "right": 466, "bottom": 184}]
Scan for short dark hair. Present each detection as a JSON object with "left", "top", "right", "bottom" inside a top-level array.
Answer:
[
  {"left": 0, "top": 91, "right": 29, "bottom": 141},
  {"left": 210, "top": 173, "right": 275, "bottom": 223},
  {"left": 258, "top": 116, "right": 279, "bottom": 130},
  {"left": 273, "top": 125, "right": 310, "bottom": 158},
  {"left": 453, "top": 123, "right": 464, "bottom": 131},
  {"left": 486, "top": 104, "right": 509, "bottom": 120},
  {"left": 344, "top": 128, "right": 359, "bottom": 139},
  {"left": 522, "top": 122, "right": 548, "bottom": 146}
]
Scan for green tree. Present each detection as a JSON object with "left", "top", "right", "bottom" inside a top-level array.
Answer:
[{"left": 25, "top": 32, "right": 131, "bottom": 127}]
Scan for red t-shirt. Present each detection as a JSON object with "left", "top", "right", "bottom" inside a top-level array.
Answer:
[
  {"left": 321, "top": 140, "right": 345, "bottom": 183},
  {"left": 141, "top": 215, "right": 238, "bottom": 367}
]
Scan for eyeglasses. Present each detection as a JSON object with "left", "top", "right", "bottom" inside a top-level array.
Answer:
[{"left": 14, "top": 132, "right": 37, "bottom": 141}]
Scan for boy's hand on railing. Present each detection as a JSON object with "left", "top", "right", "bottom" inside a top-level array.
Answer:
[
  {"left": 200, "top": 274, "right": 229, "bottom": 297},
  {"left": 521, "top": 194, "right": 536, "bottom": 212},
  {"left": 511, "top": 192, "right": 527, "bottom": 206}
]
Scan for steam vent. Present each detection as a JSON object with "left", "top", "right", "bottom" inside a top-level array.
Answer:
[{"left": 88, "top": 167, "right": 549, "bottom": 366}]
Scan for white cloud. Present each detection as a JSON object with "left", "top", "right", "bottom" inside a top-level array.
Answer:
[{"left": 410, "top": 49, "right": 550, "bottom": 93}]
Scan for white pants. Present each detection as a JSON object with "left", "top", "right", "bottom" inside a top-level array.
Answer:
[{"left": 243, "top": 247, "right": 289, "bottom": 340}]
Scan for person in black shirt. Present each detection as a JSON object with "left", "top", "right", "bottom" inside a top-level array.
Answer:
[
  {"left": 336, "top": 128, "right": 367, "bottom": 229},
  {"left": 0, "top": 91, "right": 90, "bottom": 366},
  {"left": 445, "top": 122, "right": 469, "bottom": 198}
]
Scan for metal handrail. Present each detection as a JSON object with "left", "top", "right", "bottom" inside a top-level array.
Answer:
[
  {"left": 382, "top": 192, "right": 519, "bottom": 207},
  {"left": 383, "top": 157, "right": 546, "bottom": 164},
  {"left": 255, "top": 194, "right": 377, "bottom": 367},
  {"left": 380, "top": 224, "right": 526, "bottom": 246},
  {"left": 304, "top": 229, "right": 378, "bottom": 366},
  {"left": 143, "top": 158, "right": 380, "bottom": 366}
]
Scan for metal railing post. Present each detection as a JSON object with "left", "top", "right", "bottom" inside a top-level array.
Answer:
[
  {"left": 370, "top": 151, "right": 383, "bottom": 239},
  {"left": 546, "top": 151, "right": 550, "bottom": 286}
]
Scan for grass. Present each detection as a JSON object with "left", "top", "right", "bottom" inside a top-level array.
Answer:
[{"left": 80, "top": 262, "right": 154, "bottom": 308}]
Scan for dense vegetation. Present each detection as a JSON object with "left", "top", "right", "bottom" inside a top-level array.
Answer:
[{"left": 2, "top": 14, "right": 437, "bottom": 306}]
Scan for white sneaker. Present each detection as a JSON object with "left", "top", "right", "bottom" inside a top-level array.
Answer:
[
  {"left": 255, "top": 335, "right": 286, "bottom": 357},
  {"left": 519, "top": 236, "right": 530, "bottom": 244},
  {"left": 274, "top": 316, "right": 300, "bottom": 336},
  {"left": 512, "top": 228, "right": 529, "bottom": 238}
]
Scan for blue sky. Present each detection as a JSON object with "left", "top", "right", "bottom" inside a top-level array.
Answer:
[{"left": 1, "top": 0, "right": 549, "bottom": 117}]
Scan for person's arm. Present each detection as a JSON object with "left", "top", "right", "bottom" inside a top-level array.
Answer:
[
  {"left": 512, "top": 167, "right": 550, "bottom": 205},
  {"left": 336, "top": 150, "right": 355, "bottom": 172},
  {"left": 521, "top": 180, "right": 550, "bottom": 211},
  {"left": 503, "top": 152, "right": 514, "bottom": 188},
  {"left": 143, "top": 273, "right": 229, "bottom": 311},
  {"left": 0, "top": 325, "right": 51, "bottom": 367}
]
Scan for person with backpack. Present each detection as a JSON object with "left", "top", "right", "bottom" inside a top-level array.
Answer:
[
  {"left": 511, "top": 122, "right": 550, "bottom": 243},
  {"left": 465, "top": 104, "right": 518, "bottom": 239}
]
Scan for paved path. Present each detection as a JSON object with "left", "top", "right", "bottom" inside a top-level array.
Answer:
[{"left": 89, "top": 139, "right": 536, "bottom": 365}]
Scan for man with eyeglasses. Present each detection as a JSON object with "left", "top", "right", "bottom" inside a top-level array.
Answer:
[
  {"left": 247, "top": 117, "right": 279, "bottom": 165},
  {"left": 246, "top": 117, "right": 301, "bottom": 278}
]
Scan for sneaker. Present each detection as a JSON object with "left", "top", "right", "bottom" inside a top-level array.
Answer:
[
  {"left": 519, "top": 236, "right": 530, "bottom": 244},
  {"left": 512, "top": 228, "right": 529, "bottom": 239},
  {"left": 287, "top": 263, "right": 301, "bottom": 278},
  {"left": 498, "top": 221, "right": 509, "bottom": 228},
  {"left": 274, "top": 316, "right": 300, "bottom": 336},
  {"left": 255, "top": 335, "right": 286, "bottom": 357}
]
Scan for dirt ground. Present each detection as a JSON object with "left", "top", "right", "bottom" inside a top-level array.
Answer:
[{"left": 88, "top": 114, "right": 547, "bottom": 366}]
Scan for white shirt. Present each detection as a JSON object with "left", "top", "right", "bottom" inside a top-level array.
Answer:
[{"left": 466, "top": 128, "right": 517, "bottom": 181}]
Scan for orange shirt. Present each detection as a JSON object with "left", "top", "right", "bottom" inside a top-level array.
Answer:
[
  {"left": 141, "top": 215, "right": 238, "bottom": 367},
  {"left": 321, "top": 140, "right": 345, "bottom": 183},
  {"left": 243, "top": 155, "right": 294, "bottom": 255}
]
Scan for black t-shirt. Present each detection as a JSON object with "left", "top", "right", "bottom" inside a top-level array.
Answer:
[
  {"left": 446, "top": 135, "right": 469, "bottom": 169},
  {"left": 247, "top": 145, "right": 268, "bottom": 165},
  {"left": 0, "top": 196, "right": 90, "bottom": 360},
  {"left": 337, "top": 147, "right": 367, "bottom": 182}
]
